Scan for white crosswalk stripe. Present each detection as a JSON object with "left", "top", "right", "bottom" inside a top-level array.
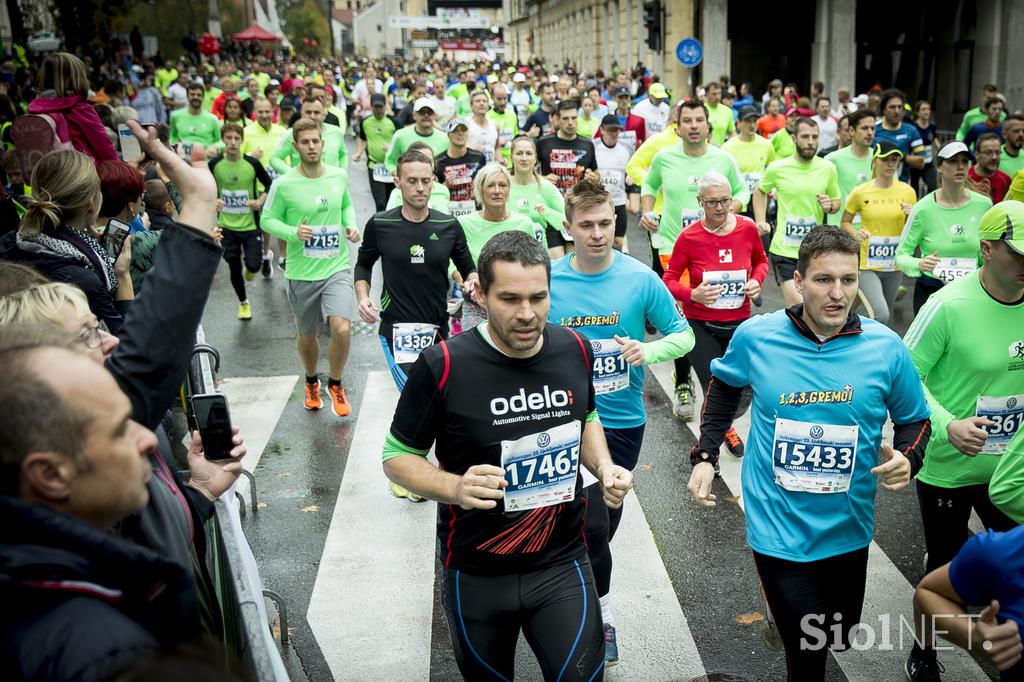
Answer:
[{"left": 306, "top": 373, "right": 436, "bottom": 681}]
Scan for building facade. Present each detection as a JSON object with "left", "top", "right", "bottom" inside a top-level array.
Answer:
[{"left": 506, "top": 0, "right": 1023, "bottom": 129}]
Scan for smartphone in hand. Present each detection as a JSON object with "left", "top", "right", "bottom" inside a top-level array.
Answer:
[
  {"left": 103, "top": 218, "right": 132, "bottom": 260},
  {"left": 117, "top": 123, "right": 142, "bottom": 161},
  {"left": 191, "top": 393, "right": 235, "bottom": 460}
]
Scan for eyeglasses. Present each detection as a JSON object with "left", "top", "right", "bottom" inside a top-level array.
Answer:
[
  {"left": 79, "top": 324, "right": 103, "bottom": 349},
  {"left": 699, "top": 197, "right": 733, "bottom": 208}
]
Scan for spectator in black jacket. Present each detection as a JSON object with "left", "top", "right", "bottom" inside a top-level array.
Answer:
[
  {"left": 0, "top": 120, "right": 242, "bottom": 641},
  {"left": 0, "top": 149, "right": 133, "bottom": 333},
  {"left": 0, "top": 325, "right": 203, "bottom": 681}
]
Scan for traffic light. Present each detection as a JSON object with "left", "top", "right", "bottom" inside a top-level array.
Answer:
[{"left": 643, "top": 0, "right": 662, "bottom": 52}]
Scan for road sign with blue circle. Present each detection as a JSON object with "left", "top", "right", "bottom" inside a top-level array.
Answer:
[{"left": 676, "top": 38, "right": 703, "bottom": 67}]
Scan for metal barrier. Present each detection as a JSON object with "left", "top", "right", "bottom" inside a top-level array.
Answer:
[{"left": 187, "top": 325, "right": 290, "bottom": 681}]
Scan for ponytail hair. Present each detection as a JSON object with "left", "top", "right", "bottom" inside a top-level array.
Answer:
[{"left": 19, "top": 149, "right": 100, "bottom": 236}]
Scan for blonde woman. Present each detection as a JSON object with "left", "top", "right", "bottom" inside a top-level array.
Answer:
[
  {"left": 507, "top": 135, "right": 569, "bottom": 258},
  {"left": 0, "top": 149, "right": 133, "bottom": 333},
  {"left": 27, "top": 52, "right": 118, "bottom": 161},
  {"left": 457, "top": 162, "right": 542, "bottom": 329},
  {"left": 0, "top": 282, "right": 119, "bottom": 361}
]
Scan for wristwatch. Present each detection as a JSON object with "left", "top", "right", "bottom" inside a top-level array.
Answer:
[{"left": 689, "top": 446, "right": 719, "bottom": 468}]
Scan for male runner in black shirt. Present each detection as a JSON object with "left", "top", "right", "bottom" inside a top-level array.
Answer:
[
  {"left": 355, "top": 149, "right": 480, "bottom": 393},
  {"left": 536, "top": 99, "right": 601, "bottom": 195},
  {"left": 383, "top": 230, "right": 633, "bottom": 681},
  {"left": 434, "top": 118, "right": 487, "bottom": 218}
]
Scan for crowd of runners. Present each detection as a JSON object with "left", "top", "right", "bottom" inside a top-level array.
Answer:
[{"left": 0, "top": 45, "right": 1023, "bottom": 682}]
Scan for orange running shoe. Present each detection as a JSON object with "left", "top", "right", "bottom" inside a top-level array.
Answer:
[
  {"left": 304, "top": 380, "right": 323, "bottom": 410},
  {"left": 724, "top": 427, "right": 745, "bottom": 457},
  {"left": 328, "top": 383, "right": 351, "bottom": 417}
]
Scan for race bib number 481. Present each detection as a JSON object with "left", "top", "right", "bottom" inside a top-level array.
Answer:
[
  {"left": 501, "top": 421, "right": 581, "bottom": 512},
  {"left": 772, "top": 418, "right": 858, "bottom": 494},
  {"left": 590, "top": 339, "right": 629, "bottom": 395}
]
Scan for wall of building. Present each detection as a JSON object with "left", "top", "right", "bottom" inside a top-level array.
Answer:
[
  {"left": 507, "top": 0, "right": 1018, "bottom": 128},
  {"left": 353, "top": 0, "right": 402, "bottom": 56}
]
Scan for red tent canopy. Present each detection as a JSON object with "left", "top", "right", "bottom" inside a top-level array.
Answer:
[{"left": 233, "top": 23, "right": 282, "bottom": 42}]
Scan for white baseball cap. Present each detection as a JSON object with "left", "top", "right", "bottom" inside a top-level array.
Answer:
[
  {"left": 413, "top": 97, "right": 435, "bottom": 113},
  {"left": 513, "top": 72, "right": 527, "bottom": 83}
]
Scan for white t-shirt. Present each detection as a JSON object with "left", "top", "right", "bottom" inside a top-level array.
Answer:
[
  {"left": 167, "top": 82, "right": 188, "bottom": 110},
  {"left": 509, "top": 88, "right": 533, "bottom": 128},
  {"left": 816, "top": 115, "right": 839, "bottom": 151},
  {"left": 351, "top": 78, "right": 384, "bottom": 101},
  {"left": 466, "top": 117, "right": 499, "bottom": 164},
  {"left": 429, "top": 95, "right": 458, "bottom": 124},
  {"left": 594, "top": 138, "right": 632, "bottom": 206},
  {"left": 632, "top": 98, "right": 671, "bottom": 139}
]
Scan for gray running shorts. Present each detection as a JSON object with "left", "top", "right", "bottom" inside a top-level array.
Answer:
[{"left": 287, "top": 269, "right": 355, "bottom": 335}]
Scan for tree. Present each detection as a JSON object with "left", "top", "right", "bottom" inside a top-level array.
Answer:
[
  {"left": 282, "top": 0, "right": 329, "bottom": 56},
  {"left": 50, "top": 0, "right": 138, "bottom": 55}
]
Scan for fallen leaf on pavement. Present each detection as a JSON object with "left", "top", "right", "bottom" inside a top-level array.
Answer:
[
  {"left": 735, "top": 612, "right": 764, "bottom": 624},
  {"left": 300, "top": 504, "right": 320, "bottom": 513}
]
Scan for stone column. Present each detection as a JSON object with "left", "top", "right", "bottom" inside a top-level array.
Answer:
[
  {"left": 811, "top": 0, "right": 856, "bottom": 102},
  {"left": 700, "top": 0, "right": 728, "bottom": 87}
]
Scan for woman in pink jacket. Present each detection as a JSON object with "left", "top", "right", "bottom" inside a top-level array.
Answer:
[{"left": 27, "top": 53, "right": 118, "bottom": 162}]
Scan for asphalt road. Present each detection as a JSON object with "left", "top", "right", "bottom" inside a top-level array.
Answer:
[{"left": 199, "top": 137, "right": 999, "bottom": 682}]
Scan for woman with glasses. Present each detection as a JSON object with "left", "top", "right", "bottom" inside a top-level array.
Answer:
[
  {"left": 662, "top": 170, "right": 768, "bottom": 457},
  {"left": 0, "top": 282, "right": 119, "bottom": 361},
  {"left": 841, "top": 140, "right": 918, "bottom": 327}
]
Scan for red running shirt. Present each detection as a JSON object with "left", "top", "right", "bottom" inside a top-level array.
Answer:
[{"left": 662, "top": 215, "right": 769, "bottom": 322}]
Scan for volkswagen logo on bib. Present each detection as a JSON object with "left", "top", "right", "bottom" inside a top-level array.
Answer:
[
  {"left": 591, "top": 341, "right": 601, "bottom": 353},
  {"left": 537, "top": 433, "right": 551, "bottom": 447},
  {"left": 1009, "top": 397, "right": 1018, "bottom": 409},
  {"left": 809, "top": 425, "right": 825, "bottom": 440}
]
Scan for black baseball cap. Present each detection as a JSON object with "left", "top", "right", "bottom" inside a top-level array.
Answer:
[
  {"left": 370, "top": 93, "right": 386, "bottom": 106},
  {"left": 874, "top": 140, "right": 905, "bottom": 159},
  {"left": 613, "top": 87, "right": 631, "bottom": 98},
  {"left": 600, "top": 114, "right": 622, "bottom": 129},
  {"left": 738, "top": 105, "right": 759, "bottom": 121}
]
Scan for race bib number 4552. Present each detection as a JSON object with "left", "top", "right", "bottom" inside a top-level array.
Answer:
[
  {"left": 772, "top": 418, "right": 858, "bottom": 494},
  {"left": 501, "top": 421, "right": 581, "bottom": 512}
]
